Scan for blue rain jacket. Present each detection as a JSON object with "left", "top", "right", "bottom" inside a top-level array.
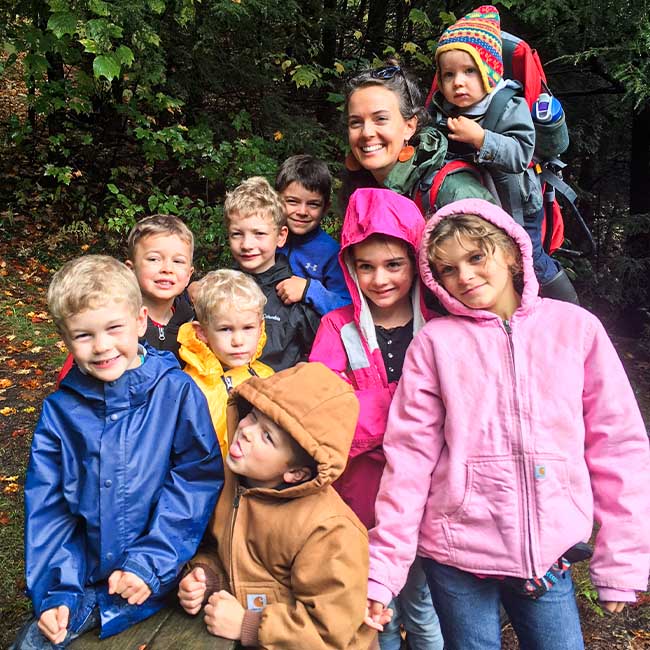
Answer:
[{"left": 24, "top": 345, "right": 224, "bottom": 638}]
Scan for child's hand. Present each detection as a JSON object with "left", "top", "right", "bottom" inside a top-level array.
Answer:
[
  {"left": 178, "top": 567, "right": 208, "bottom": 615},
  {"left": 204, "top": 590, "right": 245, "bottom": 640},
  {"left": 447, "top": 116, "right": 485, "bottom": 150},
  {"left": 364, "top": 599, "right": 393, "bottom": 631},
  {"left": 108, "top": 569, "right": 152, "bottom": 605},
  {"left": 600, "top": 601, "right": 626, "bottom": 614},
  {"left": 276, "top": 276, "right": 308, "bottom": 305},
  {"left": 38, "top": 605, "right": 69, "bottom": 645}
]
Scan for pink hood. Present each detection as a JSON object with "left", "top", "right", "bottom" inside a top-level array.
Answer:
[
  {"left": 418, "top": 198, "right": 540, "bottom": 319},
  {"left": 340, "top": 188, "right": 432, "bottom": 348}
]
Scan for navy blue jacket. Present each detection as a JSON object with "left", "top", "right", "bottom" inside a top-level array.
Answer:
[
  {"left": 278, "top": 226, "right": 351, "bottom": 316},
  {"left": 24, "top": 346, "right": 224, "bottom": 637}
]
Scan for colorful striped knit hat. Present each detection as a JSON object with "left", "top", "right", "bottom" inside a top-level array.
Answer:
[{"left": 435, "top": 5, "right": 503, "bottom": 94}]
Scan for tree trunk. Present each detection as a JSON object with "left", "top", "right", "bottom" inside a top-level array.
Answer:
[
  {"left": 365, "top": 0, "right": 389, "bottom": 59},
  {"left": 630, "top": 103, "right": 650, "bottom": 214}
]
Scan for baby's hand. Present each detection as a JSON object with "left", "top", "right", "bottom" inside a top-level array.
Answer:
[
  {"left": 204, "top": 590, "right": 245, "bottom": 640},
  {"left": 447, "top": 116, "right": 485, "bottom": 150},
  {"left": 600, "top": 601, "right": 626, "bottom": 614},
  {"left": 38, "top": 605, "right": 69, "bottom": 645},
  {"left": 178, "top": 567, "right": 208, "bottom": 615},
  {"left": 108, "top": 569, "right": 152, "bottom": 605},
  {"left": 276, "top": 276, "right": 308, "bottom": 305},
  {"left": 364, "top": 599, "right": 393, "bottom": 631}
]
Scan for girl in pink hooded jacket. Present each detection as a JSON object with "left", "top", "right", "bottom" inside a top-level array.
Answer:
[
  {"left": 366, "top": 198, "right": 650, "bottom": 650},
  {"left": 310, "top": 187, "right": 443, "bottom": 650}
]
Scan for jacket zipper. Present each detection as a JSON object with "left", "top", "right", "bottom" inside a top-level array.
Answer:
[
  {"left": 158, "top": 325, "right": 165, "bottom": 341},
  {"left": 228, "top": 486, "right": 245, "bottom": 597},
  {"left": 503, "top": 319, "right": 535, "bottom": 577}
]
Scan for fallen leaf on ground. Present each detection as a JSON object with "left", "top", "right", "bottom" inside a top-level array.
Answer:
[
  {"left": 0, "top": 406, "right": 17, "bottom": 415},
  {"left": 3, "top": 483, "right": 19, "bottom": 494},
  {"left": 11, "top": 429, "right": 28, "bottom": 438},
  {"left": 0, "top": 475, "right": 19, "bottom": 482},
  {"left": 22, "top": 406, "right": 36, "bottom": 413},
  {"left": 0, "top": 512, "right": 10, "bottom": 525},
  {"left": 0, "top": 378, "right": 13, "bottom": 389}
]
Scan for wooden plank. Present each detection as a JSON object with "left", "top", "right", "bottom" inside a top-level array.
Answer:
[
  {"left": 148, "top": 607, "right": 236, "bottom": 650},
  {"left": 69, "top": 606, "right": 236, "bottom": 650},
  {"left": 69, "top": 608, "right": 172, "bottom": 649}
]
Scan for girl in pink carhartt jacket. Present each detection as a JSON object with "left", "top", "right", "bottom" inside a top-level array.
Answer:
[
  {"left": 310, "top": 188, "right": 443, "bottom": 650},
  {"left": 366, "top": 198, "right": 650, "bottom": 650}
]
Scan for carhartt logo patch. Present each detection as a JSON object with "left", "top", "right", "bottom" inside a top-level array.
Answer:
[
  {"left": 247, "top": 594, "right": 267, "bottom": 610},
  {"left": 534, "top": 465, "right": 546, "bottom": 480}
]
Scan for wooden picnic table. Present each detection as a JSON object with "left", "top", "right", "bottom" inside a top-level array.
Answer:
[{"left": 69, "top": 604, "right": 236, "bottom": 650}]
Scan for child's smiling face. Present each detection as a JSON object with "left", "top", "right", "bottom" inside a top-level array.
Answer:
[
  {"left": 438, "top": 50, "right": 487, "bottom": 109},
  {"left": 280, "top": 182, "right": 327, "bottom": 236}
]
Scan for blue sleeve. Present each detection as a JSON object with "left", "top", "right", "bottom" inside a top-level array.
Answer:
[
  {"left": 304, "top": 254, "right": 351, "bottom": 316},
  {"left": 120, "top": 381, "right": 224, "bottom": 592},
  {"left": 25, "top": 403, "right": 87, "bottom": 618}
]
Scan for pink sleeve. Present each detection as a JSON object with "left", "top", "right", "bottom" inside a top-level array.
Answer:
[
  {"left": 368, "top": 330, "right": 446, "bottom": 599},
  {"left": 583, "top": 318, "right": 650, "bottom": 594}
]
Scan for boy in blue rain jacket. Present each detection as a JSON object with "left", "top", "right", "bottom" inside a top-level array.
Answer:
[{"left": 12, "top": 255, "right": 224, "bottom": 650}]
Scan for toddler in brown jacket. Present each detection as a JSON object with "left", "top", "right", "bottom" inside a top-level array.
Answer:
[{"left": 178, "top": 362, "right": 376, "bottom": 650}]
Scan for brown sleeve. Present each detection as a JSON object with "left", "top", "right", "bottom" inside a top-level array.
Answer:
[{"left": 240, "top": 609, "right": 263, "bottom": 647}]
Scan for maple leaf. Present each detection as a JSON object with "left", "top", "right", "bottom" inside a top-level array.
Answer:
[
  {"left": 0, "top": 512, "right": 10, "bottom": 525},
  {"left": 3, "top": 483, "right": 19, "bottom": 494},
  {"left": 22, "top": 406, "right": 36, "bottom": 413},
  {"left": 0, "top": 406, "right": 17, "bottom": 416},
  {"left": 0, "top": 379, "right": 13, "bottom": 389},
  {"left": 11, "top": 429, "right": 27, "bottom": 438},
  {"left": 0, "top": 475, "right": 19, "bottom": 482}
]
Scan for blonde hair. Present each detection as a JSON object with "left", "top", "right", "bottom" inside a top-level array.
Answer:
[
  {"left": 224, "top": 177, "right": 286, "bottom": 230},
  {"left": 193, "top": 269, "right": 266, "bottom": 327},
  {"left": 127, "top": 214, "right": 194, "bottom": 260},
  {"left": 427, "top": 214, "right": 523, "bottom": 279},
  {"left": 48, "top": 255, "right": 142, "bottom": 330}
]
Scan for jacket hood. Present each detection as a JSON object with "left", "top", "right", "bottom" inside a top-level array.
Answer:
[
  {"left": 178, "top": 320, "right": 267, "bottom": 376},
  {"left": 419, "top": 198, "right": 539, "bottom": 320},
  {"left": 227, "top": 362, "right": 359, "bottom": 498},
  {"left": 340, "top": 188, "right": 431, "bottom": 350},
  {"left": 59, "top": 344, "right": 180, "bottom": 407}
]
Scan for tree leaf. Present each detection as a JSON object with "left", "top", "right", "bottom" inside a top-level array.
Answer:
[
  {"left": 93, "top": 53, "right": 121, "bottom": 81},
  {"left": 89, "top": 0, "right": 110, "bottom": 16},
  {"left": 116, "top": 45, "right": 134, "bottom": 67},
  {"left": 148, "top": 0, "right": 166, "bottom": 14},
  {"left": 107, "top": 183, "right": 119, "bottom": 194},
  {"left": 47, "top": 12, "right": 78, "bottom": 38}
]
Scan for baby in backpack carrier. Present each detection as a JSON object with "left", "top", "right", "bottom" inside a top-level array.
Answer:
[{"left": 431, "top": 5, "right": 578, "bottom": 303}]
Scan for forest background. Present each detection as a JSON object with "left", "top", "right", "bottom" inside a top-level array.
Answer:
[{"left": 0, "top": 0, "right": 649, "bottom": 647}]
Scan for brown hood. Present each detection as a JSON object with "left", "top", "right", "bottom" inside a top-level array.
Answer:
[{"left": 227, "top": 362, "right": 359, "bottom": 495}]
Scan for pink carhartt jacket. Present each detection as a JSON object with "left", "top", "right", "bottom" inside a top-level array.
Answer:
[
  {"left": 309, "top": 188, "right": 433, "bottom": 528},
  {"left": 368, "top": 198, "right": 650, "bottom": 605}
]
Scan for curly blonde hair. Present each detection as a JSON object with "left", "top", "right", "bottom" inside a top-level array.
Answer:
[
  {"left": 48, "top": 255, "right": 142, "bottom": 330},
  {"left": 193, "top": 269, "right": 266, "bottom": 327},
  {"left": 224, "top": 177, "right": 286, "bottom": 230},
  {"left": 426, "top": 214, "right": 523, "bottom": 281}
]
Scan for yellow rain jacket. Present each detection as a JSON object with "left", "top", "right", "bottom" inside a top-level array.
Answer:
[{"left": 178, "top": 322, "right": 273, "bottom": 459}]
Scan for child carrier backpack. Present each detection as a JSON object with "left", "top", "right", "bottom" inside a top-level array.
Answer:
[{"left": 424, "top": 30, "right": 595, "bottom": 257}]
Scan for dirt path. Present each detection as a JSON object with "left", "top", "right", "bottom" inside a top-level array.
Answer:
[{"left": 0, "top": 217, "right": 649, "bottom": 648}]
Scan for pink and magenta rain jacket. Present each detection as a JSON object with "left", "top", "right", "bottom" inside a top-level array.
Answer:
[
  {"left": 309, "top": 188, "right": 433, "bottom": 528},
  {"left": 368, "top": 198, "right": 650, "bottom": 605}
]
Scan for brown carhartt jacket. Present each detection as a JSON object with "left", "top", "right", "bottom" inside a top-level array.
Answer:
[{"left": 190, "top": 362, "right": 376, "bottom": 650}]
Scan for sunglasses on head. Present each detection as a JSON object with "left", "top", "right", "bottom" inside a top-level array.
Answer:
[{"left": 370, "top": 66, "right": 416, "bottom": 113}]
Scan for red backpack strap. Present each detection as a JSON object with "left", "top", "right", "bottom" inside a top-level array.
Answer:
[{"left": 418, "top": 160, "right": 482, "bottom": 216}]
